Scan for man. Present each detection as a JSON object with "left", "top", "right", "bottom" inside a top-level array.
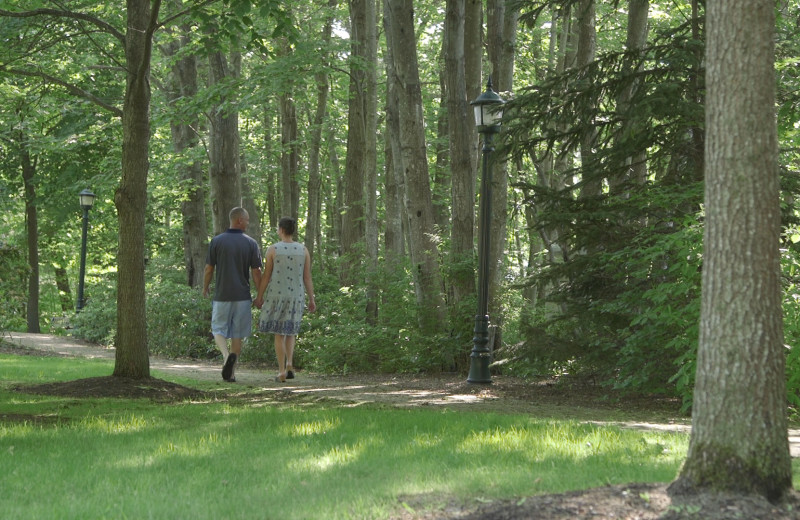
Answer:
[{"left": 203, "top": 207, "right": 262, "bottom": 382}]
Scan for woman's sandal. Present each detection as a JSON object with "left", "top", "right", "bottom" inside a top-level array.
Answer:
[
  {"left": 274, "top": 373, "right": 286, "bottom": 383},
  {"left": 286, "top": 366, "right": 295, "bottom": 379}
]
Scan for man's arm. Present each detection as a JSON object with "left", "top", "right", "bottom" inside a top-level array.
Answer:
[{"left": 202, "top": 264, "right": 214, "bottom": 298}]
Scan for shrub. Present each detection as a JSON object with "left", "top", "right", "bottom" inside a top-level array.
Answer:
[{"left": 72, "top": 276, "right": 214, "bottom": 359}]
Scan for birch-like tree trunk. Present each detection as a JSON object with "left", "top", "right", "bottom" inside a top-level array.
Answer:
[
  {"left": 384, "top": 0, "right": 447, "bottom": 333},
  {"left": 670, "top": 0, "right": 791, "bottom": 501}
]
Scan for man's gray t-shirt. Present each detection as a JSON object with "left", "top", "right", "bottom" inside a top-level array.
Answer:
[{"left": 206, "top": 229, "right": 262, "bottom": 301}]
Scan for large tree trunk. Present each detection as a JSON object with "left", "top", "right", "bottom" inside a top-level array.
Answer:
[
  {"left": 163, "top": 21, "right": 207, "bottom": 288},
  {"left": 279, "top": 92, "right": 299, "bottom": 220},
  {"left": 21, "top": 141, "right": 40, "bottom": 333},
  {"left": 464, "top": 0, "right": 482, "bottom": 102},
  {"left": 669, "top": 0, "right": 791, "bottom": 501},
  {"left": 445, "top": 0, "right": 477, "bottom": 318},
  {"left": 113, "top": 0, "right": 159, "bottom": 379},
  {"left": 264, "top": 108, "right": 278, "bottom": 229},
  {"left": 432, "top": 71, "right": 450, "bottom": 232},
  {"left": 364, "top": 0, "right": 379, "bottom": 323},
  {"left": 341, "top": 0, "right": 369, "bottom": 286},
  {"left": 384, "top": 0, "right": 447, "bottom": 333},
  {"left": 575, "top": 0, "right": 598, "bottom": 200},
  {"left": 486, "top": 0, "right": 518, "bottom": 350},
  {"left": 54, "top": 266, "right": 73, "bottom": 312},
  {"left": 383, "top": 40, "right": 405, "bottom": 264},
  {"left": 208, "top": 51, "right": 241, "bottom": 235},
  {"left": 306, "top": 0, "right": 337, "bottom": 261},
  {"left": 610, "top": 0, "right": 649, "bottom": 193}
]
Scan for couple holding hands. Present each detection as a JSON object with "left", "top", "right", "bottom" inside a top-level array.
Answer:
[{"left": 203, "top": 208, "right": 316, "bottom": 383}]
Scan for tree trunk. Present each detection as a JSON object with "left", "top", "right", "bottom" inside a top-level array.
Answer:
[
  {"left": 328, "top": 123, "right": 344, "bottom": 264},
  {"left": 384, "top": 0, "right": 447, "bottom": 333},
  {"left": 669, "top": 0, "right": 791, "bottom": 501},
  {"left": 208, "top": 51, "right": 241, "bottom": 235},
  {"left": 464, "top": 0, "right": 482, "bottom": 102},
  {"left": 163, "top": 24, "right": 207, "bottom": 288},
  {"left": 341, "top": 0, "right": 369, "bottom": 286},
  {"left": 54, "top": 266, "right": 73, "bottom": 312},
  {"left": 264, "top": 108, "right": 278, "bottom": 230},
  {"left": 383, "top": 40, "right": 406, "bottom": 264},
  {"left": 486, "top": 0, "right": 518, "bottom": 350},
  {"left": 576, "top": 0, "right": 599, "bottom": 200},
  {"left": 306, "top": 0, "right": 337, "bottom": 261},
  {"left": 610, "top": 0, "right": 649, "bottom": 194},
  {"left": 21, "top": 141, "right": 40, "bottom": 333},
  {"left": 280, "top": 88, "right": 299, "bottom": 221},
  {"left": 364, "top": 0, "right": 379, "bottom": 324},
  {"left": 241, "top": 158, "right": 262, "bottom": 246},
  {"left": 432, "top": 71, "right": 450, "bottom": 232},
  {"left": 113, "top": 0, "right": 159, "bottom": 379},
  {"left": 445, "top": 0, "right": 477, "bottom": 315}
]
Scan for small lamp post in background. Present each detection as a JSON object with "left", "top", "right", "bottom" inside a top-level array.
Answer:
[
  {"left": 76, "top": 188, "right": 96, "bottom": 312},
  {"left": 468, "top": 77, "right": 505, "bottom": 384}
]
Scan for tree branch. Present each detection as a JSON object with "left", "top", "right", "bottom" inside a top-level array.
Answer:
[
  {"left": 1, "top": 66, "right": 123, "bottom": 118},
  {"left": 0, "top": 8, "right": 126, "bottom": 45}
]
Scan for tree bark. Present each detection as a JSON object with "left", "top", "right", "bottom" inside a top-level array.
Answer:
[
  {"left": 54, "top": 266, "right": 73, "bottom": 312},
  {"left": 21, "top": 140, "right": 40, "bottom": 333},
  {"left": 669, "top": 0, "right": 791, "bottom": 501},
  {"left": 306, "top": 0, "right": 337, "bottom": 261},
  {"left": 610, "top": 0, "right": 649, "bottom": 194},
  {"left": 384, "top": 0, "right": 447, "bottom": 333},
  {"left": 162, "top": 21, "right": 207, "bottom": 288},
  {"left": 208, "top": 51, "right": 241, "bottom": 235},
  {"left": 445, "top": 0, "right": 477, "bottom": 313},
  {"left": 486, "top": 0, "right": 518, "bottom": 349},
  {"left": 113, "top": 0, "right": 160, "bottom": 379},
  {"left": 341, "top": 0, "right": 369, "bottom": 286},
  {"left": 383, "top": 37, "right": 406, "bottom": 264},
  {"left": 364, "top": 0, "right": 379, "bottom": 323}
]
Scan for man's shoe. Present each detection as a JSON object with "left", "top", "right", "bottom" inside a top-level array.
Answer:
[{"left": 222, "top": 353, "right": 237, "bottom": 381}]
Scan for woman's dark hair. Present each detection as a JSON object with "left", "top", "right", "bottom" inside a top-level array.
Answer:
[{"left": 278, "top": 217, "right": 297, "bottom": 236}]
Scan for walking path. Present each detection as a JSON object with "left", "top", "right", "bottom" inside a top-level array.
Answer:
[{"left": 4, "top": 331, "right": 800, "bottom": 457}]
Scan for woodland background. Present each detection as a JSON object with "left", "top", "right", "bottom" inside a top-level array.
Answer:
[{"left": 1, "top": 0, "right": 799, "bottom": 412}]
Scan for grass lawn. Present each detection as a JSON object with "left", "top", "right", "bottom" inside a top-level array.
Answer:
[{"left": 0, "top": 353, "right": 790, "bottom": 519}]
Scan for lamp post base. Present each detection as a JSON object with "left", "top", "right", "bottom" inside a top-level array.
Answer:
[
  {"left": 467, "top": 354, "right": 492, "bottom": 384},
  {"left": 467, "top": 314, "right": 492, "bottom": 384}
]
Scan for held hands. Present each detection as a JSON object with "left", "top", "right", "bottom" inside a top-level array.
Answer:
[{"left": 253, "top": 296, "right": 264, "bottom": 309}]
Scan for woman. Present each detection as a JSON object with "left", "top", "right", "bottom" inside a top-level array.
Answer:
[{"left": 254, "top": 217, "right": 316, "bottom": 382}]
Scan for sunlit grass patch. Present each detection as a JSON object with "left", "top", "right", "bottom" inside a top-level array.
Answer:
[{"left": 0, "top": 352, "right": 697, "bottom": 519}]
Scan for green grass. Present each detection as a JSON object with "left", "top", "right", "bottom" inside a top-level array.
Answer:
[{"left": 0, "top": 353, "right": 753, "bottom": 519}]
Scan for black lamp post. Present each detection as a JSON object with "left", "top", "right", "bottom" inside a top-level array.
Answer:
[
  {"left": 468, "top": 77, "right": 505, "bottom": 384},
  {"left": 76, "top": 189, "right": 96, "bottom": 312}
]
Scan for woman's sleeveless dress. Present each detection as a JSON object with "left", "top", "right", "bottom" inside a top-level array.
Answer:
[{"left": 258, "top": 242, "right": 306, "bottom": 335}]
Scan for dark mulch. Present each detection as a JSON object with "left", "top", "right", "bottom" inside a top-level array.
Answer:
[{"left": 12, "top": 376, "right": 207, "bottom": 402}]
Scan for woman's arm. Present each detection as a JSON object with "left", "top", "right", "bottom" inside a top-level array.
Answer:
[
  {"left": 253, "top": 245, "right": 275, "bottom": 308},
  {"left": 303, "top": 247, "right": 316, "bottom": 313}
]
